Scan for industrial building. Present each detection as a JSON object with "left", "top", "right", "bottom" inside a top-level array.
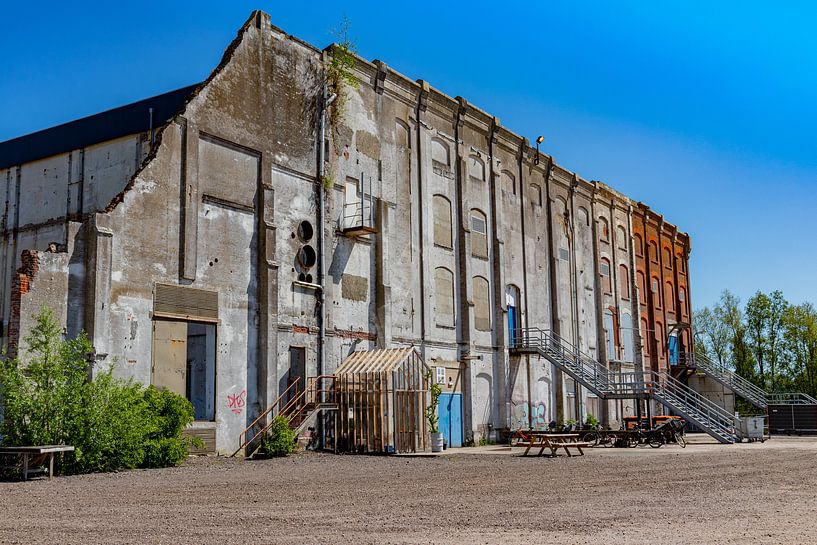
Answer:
[{"left": 1, "top": 11, "right": 775, "bottom": 454}]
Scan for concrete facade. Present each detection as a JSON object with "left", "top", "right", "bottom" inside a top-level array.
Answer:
[{"left": 0, "top": 12, "right": 698, "bottom": 453}]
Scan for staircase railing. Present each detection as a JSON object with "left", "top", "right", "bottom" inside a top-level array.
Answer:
[
  {"left": 687, "top": 353, "right": 768, "bottom": 409},
  {"left": 767, "top": 392, "right": 817, "bottom": 405},
  {"left": 513, "top": 327, "right": 737, "bottom": 443}
]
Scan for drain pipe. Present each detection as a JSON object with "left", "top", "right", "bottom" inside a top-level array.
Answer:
[{"left": 318, "top": 83, "right": 337, "bottom": 445}]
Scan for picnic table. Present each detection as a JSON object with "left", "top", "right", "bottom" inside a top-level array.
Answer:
[
  {"left": 0, "top": 445, "right": 75, "bottom": 480},
  {"left": 517, "top": 432, "right": 590, "bottom": 457}
]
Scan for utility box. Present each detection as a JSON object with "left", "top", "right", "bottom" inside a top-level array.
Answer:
[{"left": 736, "top": 416, "right": 766, "bottom": 442}]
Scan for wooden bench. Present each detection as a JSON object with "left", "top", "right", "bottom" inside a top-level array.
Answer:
[
  {"left": 0, "top": 446, "right": 75, "bottom": 480},
  {"left": 519, "top": 433, "right": 590, "bottom": 457}
]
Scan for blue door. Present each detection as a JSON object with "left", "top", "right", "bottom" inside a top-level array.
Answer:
[
  {"left": 508, "top": 306, "right": 518, "bottom": 347},
  {"left": 438, "top": 392, "right": 463, "bottom": 448},
  {"left": 668, "top": 335, "right": 679, "bottom": 365}
]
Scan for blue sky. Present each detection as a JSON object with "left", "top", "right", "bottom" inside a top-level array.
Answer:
[{"left": 1, "top": 1, "right": 814, "bottom": 309}]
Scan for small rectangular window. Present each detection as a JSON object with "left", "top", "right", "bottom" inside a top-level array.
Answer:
[
  {"left": 652, "top": 279, "right": 659, "bottom": 292},
  {"left": 436, "top": 367, "right": 446, "bottom": 385},
  {"left": 600, "top": 262, "right": 610, "bottom": 276},
  {"left": 559, "top": 248, "right": 570, "bottom": 261},
  {"left": 471, "top": 215, "right": 487, "bottom": 235}
]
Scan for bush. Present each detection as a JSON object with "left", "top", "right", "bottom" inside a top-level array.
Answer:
[
  {"left": 259, "top": 416, "right": 297, "bottom": 457},
  {"left": 0, "top": 308, "right": 196, "bottom": 475}
]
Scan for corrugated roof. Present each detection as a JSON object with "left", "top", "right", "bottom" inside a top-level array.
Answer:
[
  {"left": 0, "top": 84, "right": 200, "bottom": 170},
  {"left": 335, "top": 347, "right": 421, "bottom": 375}
]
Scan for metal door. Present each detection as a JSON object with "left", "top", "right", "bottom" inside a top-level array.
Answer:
[
  {"left": 668, "top": 334, "right": 679, "bottom": 365},
  {"left": 152, "top": 320, "right": 188, "bottom": 396},
  {"left": 438, "top": 392, "right": 463, "bottom": 448}
]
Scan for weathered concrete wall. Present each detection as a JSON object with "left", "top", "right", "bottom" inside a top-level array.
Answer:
[{"left": 2, "top": 10, "right": 705, "bottom": 451}]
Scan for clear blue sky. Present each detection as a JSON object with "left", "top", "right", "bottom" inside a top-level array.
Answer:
[{"left": 2, "top": 1, "right": 815, "bottom": 309}]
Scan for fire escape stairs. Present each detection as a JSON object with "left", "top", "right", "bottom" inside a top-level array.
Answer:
[
  {"left": 512, "top": 327, "right": 737, "bottom": 444},
  {"left": 232, "top": 376, "right": 338, "bottom": 458},
  {"left": 685, "top": 353, "right": 769, "bottom": 409}
]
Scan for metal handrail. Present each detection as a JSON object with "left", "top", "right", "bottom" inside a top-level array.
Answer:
[
  {"left": 514, "top": 326, "right": 737, "bottom": 442},
  {"left": 236, "top": 377, "right": 302, "bottom": 453},
  {"left": 767, "top": 392, "right": 817, "bottom": 405},
  {"left": 688, "top": 353, "right": 768, "bottom": 407}
]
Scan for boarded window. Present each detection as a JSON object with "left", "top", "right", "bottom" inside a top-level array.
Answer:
[
  {"left": 530, "top": 183, "right": 542, "bottom": 206},
  {"left": 617, "top": 226, "right": 627, "bottom": 250},
  {"left": 434, "top": 267, "right": 455, "bottom": 327},
  {"left": 433, "top": 195, "right": 453, "bottom": 249},
  {"left": 634, "top": 234, "right": 644, "bottom": 256},
  {"left": 637, "top": 270, "right": 646, "bottom": 298},
  {"left": 619, "top": 264, "right": 630, "bottom": 299},
  {"left": 665, "top": 282, "right": 675, "bottom": 312},
  {"left": 431, "top": 137, "right": 449, "bottom": 166},
  {"left": 641, "top": 317, "right": 650, "bottom": 356},
  {"left": 649, "top": 241, "right": 659, "bottom": 263},
  {"left": 598, "top": 217, "right": 610, "bottom": 241},
  {"left": 600, "top": 258, "right": 612, "bottom": 294},
  {"left": 471, "top": 209, "right": 488, "bottom": 259},
  {"left": 468, "top": 155, "right": 485, "bottom": 181},
  {"left": 501, "top": 170, "right": 516, "bottom": 196},
  {"left": 663, "top": 247, "right": 672, "bottom": 269},
  {"left": 473, "top": 276, "right": 491, "bottom": 331},
  {"left": 154, "top": 283, "right": 219, "bottom": 322}
]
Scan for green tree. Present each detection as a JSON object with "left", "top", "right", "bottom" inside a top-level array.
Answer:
[
  {"left": 782, "top": 303, "right": 817, "bottom": 397},
  {"left": 693, "top": 306, "right": 730, "bottom": 366}
]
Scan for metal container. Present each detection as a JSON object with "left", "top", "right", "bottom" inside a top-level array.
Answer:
[{"left": 736, "top": 416, "right": 766, "bottom": 442}]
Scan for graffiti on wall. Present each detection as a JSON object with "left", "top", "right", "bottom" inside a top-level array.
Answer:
[
  {"left": 511, "top": 396, "right": 549, "bottom": 430},
  {"left": 227, "top": 389, "right": 246, "bottom": 415}
]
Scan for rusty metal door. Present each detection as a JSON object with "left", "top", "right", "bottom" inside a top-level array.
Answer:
[{"left": 152, "top": 320, "right": 188, "bottom": 396}]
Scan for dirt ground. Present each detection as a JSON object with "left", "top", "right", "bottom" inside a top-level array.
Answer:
[{"left": 1, "top": 435, "right": 816, "bottom": 545}]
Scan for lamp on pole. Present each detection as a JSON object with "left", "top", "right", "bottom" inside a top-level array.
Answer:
[{"left": 534, "top": 135, "right": 544, "bottom": 165}]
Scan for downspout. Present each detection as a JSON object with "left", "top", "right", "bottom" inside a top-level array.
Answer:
[
  {"left": 518, "top": 141, "right": 532, "bottom": 428},
  {"left": 318, "top": 83, "right": 337, "bottom": 399},
  {"left": 569, "top": 174, "right": 581, "bottom": 423},
  {"left": 544, "top": 158, "right": 563, "bottom": 422}
]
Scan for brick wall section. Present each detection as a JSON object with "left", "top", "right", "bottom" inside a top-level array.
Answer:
[{"left": 7, "top": 249, "right": 40, "bottom": 356}]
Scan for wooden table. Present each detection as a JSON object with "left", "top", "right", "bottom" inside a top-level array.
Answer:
[
  {"left": 0, "top": 446, "right": 75, "bottom": 480},
  {"left": 518, "top": 432, "right": 589, "bottom": 457}
]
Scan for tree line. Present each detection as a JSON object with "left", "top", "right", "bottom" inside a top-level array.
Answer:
[{"left": 694, "top": 290, "right": 817, "bottom": 397}]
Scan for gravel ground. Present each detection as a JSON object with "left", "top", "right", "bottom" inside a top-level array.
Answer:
[{"left": 1, "top": 435, "right": 815, "bottom": 545}]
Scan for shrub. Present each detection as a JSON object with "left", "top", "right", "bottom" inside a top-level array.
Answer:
[
  {"left": 0, "top": 308, "right": 196, "bottom": 475},
  {"left": 260, "top": 416, "right": 297, "bottom": 457}
]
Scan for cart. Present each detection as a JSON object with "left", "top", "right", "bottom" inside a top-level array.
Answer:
[{"left": 735, "top": 415, "right": 767, "bottom": 443}]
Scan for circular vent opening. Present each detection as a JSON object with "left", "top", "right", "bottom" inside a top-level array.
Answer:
[
  {"left": 297, "top": 220, "right": 314, "bottom": 242},
  {"left": 297, "top": 245, "right": 317, "bottom": 269}
]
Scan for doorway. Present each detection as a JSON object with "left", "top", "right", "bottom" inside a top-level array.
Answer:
[
  {"left": 507, "top": 285, "right": 520, "bottom": 347},
  {"left": 438, "top": 392, "right": 463, "bottom": 448}
]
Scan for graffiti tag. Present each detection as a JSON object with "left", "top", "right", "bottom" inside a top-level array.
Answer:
[{"left": 227, "top": 389, "right": 246, "bottom": 415}]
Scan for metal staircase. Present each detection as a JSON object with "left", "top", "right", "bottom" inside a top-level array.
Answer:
[
  {"left": 766, "top": 392, "right": 817, "bottom": 405},
  {"left": 513, "top": 327, "right": 737, "bottom": 444},
  {"left": 684, "top": 353, "right": 768, "bottom": 409},
  {"left": 232, "top": 375, "right": 337, "bottom": 457}
]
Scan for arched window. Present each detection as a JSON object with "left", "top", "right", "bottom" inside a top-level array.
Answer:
[
  {"left": 679, "top": 287, "right": 687, "bottom": 317},
  {"left": 473, "top": 276, "right": 491, "bottom": 331},
  {"left": 649, "top": 241, "right": 659, "bottom": 263},
  {"left": 663, "top": 247, "right": 672, "bottom": 269},
  {"left": 656, "top": 321, "right": 665, "bottom": 357},
  {"left": 530, "top": 183, "right": 542, "bottom": 206},
  {"left": 431, "top": 137, "right": 450, "bottom": 166},
  {"left": 433, "top": 195, "right": 453, "bottom": 249},
  {"left": 619, "top": 264, "right": 630, "bottom": 299},
  {"left": 501, "top": 170, "right": 516, "bottom": 196},
  {"left": 634, "top": 234, "right": 644, "bottom": 256},
  {"left": 677, "top": 253, "right": 686, "bottom": 273},
  {"left": 652, "top": 276, "right": 661, "bottom": 308},
  {"left": 578, "top": 206, "right": 590, "bottom": 227},
  {"left": 470, "top": 209, "right": 488, "bottom": 259},
  {"left": 665, "top": 282, "right": 675, "bottom": 312},
  {"left": 617, "top": 226, "right": 627, "bottom": 250},
  {"left": 637, "top": 270, "right": 647, "bottom": 298},
  {"left": 468, "top": 155, "right": 485, "bottom": 182},
  {"left": 434, "top": 267, "right": 455, "bottom": 327},
  {"left": 598, "top": 217, "right": 610, "bottom": 241},
  {"left": 395, "top": 119, "right": 411, "bottom": 149},
  {"left": 641, "top": 317, "right": 650, "bottom": 356},
  {"left": 600, "top": 257, "right": 612, "bottom": 294}
]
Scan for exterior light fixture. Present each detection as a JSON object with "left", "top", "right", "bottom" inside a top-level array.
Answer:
[{"left": 534, "top": 135, "right": 544, "bottom": 165}]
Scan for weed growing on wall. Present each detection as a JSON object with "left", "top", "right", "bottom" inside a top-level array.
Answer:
[
  {"left": 326, "top": 16, "right": 359, "bottom": 141},
  {"left": 259, "top": 415, "right": 298, "bottom": 457},
  {"left": 0, "top": 307, "right": 199, "bottom": 475}
]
